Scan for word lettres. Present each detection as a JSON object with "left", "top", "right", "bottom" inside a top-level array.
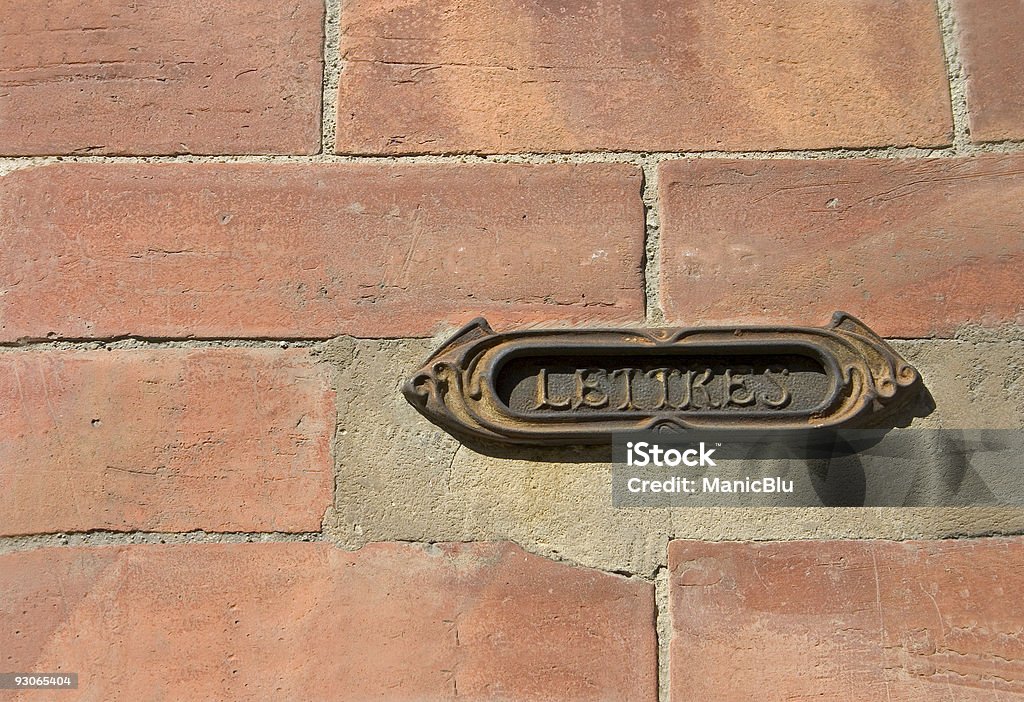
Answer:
[{"left": 534, "top": 367, "right": 792, "bottom": 413}]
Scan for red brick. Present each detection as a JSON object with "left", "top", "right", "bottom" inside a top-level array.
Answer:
[
  {"left": 0, "top": 0, "right": 323, "bottom": 155},
  {"left": 0, "top": 163, "right": 643, "bottom": 340},
  {"left": 336, "top": 0, "right": 951, "bottom": 154},
  {"left": 659, "top": 156, "right": 1024, "bottom": 337},
  {"left": 669, "top": 538, "right": 1024, "bottom": 701},
  {"left": 956, "top": 0, "right": 1024, "bottom": 143},
  {"left": 0, "top": 349, "right": 333, "bottom": 535},
  {"left": 0, "top": 542, "right": 657, "bottom": 701}
]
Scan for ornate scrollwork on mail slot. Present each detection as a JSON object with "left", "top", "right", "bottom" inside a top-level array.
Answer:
[{"left": 403, "top": 312, "right": 921, "bottom": 446}]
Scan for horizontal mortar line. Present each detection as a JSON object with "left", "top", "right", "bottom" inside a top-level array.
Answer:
[
  {"left": 894, "top": 326, "right": 1024, "bottom": 343},
  {"left": 3, "top": 142, "right": 1024, "bottom": 171},
  {"left": 966, "top": 138, "right": 1024, "bottom": 152},
  {"left": 0, "top": 533, "right": 655, "bottom": 579},
  {"left": 5, "top": 528, "right": 1024, "bottom": 554},
  {"left": 340, "top": 538, "right": 655, "bottom": 580},
  {"left": 0, "top": 530, "right": 325, "bottom": 554},
  {"left": 665, "top": 530, "right": 1024, "bottom": 545},
  {"left": 0, "top": 337, "right": 329, "bottom": 351},
  {"left": 2, "top": 332, "right": 1022, "bottom": 351}
]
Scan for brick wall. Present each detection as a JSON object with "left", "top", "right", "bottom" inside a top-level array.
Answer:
[{"left": 1, "top": 0, "right": 1022, "bottom": 699}]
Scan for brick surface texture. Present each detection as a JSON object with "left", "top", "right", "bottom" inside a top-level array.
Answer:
[
  {"left": 1, "top": 0, "right": 1022, "bottom": 699},
  {"left": 669, "top": 538, "right": 1024, "bottom": 700},
  {"left": 0, "top": 542, "right": 657, "bottom": 701},
  {"left": 956, "top": 0, "right": 1024, "bottom": 142},
  {"left": 0, "top": 350, "right": 334, "bottom": 535},
  {"left": 0, "top": 0, "right": 324, "bottom": 155},
  {"left": 659, "top": 155, "right": 1024, "bottom": 337},
  {"left": 0, "top": 163, "right": 644, "bottom": 340},
  {"left": 337, "top": 0, "right": 952, "bottom": 154}
]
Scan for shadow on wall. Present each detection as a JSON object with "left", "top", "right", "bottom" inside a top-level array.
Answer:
[
  {"left": 430, "top": 383, "right": 1024, "bottom": 509},
  {"left": 442, "top": 379, "right": 936, "bottom": 464}
]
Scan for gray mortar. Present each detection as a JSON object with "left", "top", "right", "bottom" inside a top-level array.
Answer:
[
  {"left": 0, "top": 338, "right": 324, "bottom": 351},
  {"left": 0, "top": 147, "right": 981, "bottom": 177},
  {"left": 0, "top": 530, "right": 323, "bottom": 555},
  {"left": 5, "top": 141, "right": 1024, "bottom": 178},
  {"left": 654, "top": 566, "right": 671, "bottom": 702},
  {"left": 936, "top": 0, "right": 972, "bottom": 151},
  {"left": 320, "top": 0, "right": 341, "bottom": 154},
  {"left": 641, "top": 158, "right": 665, "bottom": 325}
]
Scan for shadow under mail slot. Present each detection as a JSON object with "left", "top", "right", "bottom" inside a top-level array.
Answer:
[{"left": 611, "top": 429, "right": 1024, "bottom": 507}]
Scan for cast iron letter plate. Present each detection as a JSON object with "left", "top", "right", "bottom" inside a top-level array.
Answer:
[{"left": 403, "top": 312, "right": 920, "bottom": 446}]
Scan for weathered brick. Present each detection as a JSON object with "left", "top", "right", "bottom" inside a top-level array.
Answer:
[
  {"left": 1, "top": 542, "right": 657, "bottom": 701},
  {"left": 0, "top": 350, "right": 333, "bottom": 535},
  {"left": 0, "top": 0, "right": 323, "bottom": 155},
  {"left": 669, "top": 538, "right": 1024, "bottom": 700},
  {"left": 0, "top": 163, "right": 643, "bottom": 340},
  {"left": 659, "top": 156, "right": 1024, "bottom": 337},
  {"left": 956, "top": 0, "right": 1024, "bottom": 142},
  {"left": 337, "top": 0, "right": 951, "bottom": 154}
]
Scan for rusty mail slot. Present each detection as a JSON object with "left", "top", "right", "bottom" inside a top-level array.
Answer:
[{"left": 403, "top": 312, "right": 921, "bottom": 445}]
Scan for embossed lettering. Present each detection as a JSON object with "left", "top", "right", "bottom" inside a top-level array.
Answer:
[
  {"left": 761, "top": 368, "right": 791, "bottom": 409},
  {"left": 533, "top": 364, "right": 797, "bottom": 413},
  {"left": 690, "top": 369, "right": 717, "bottom": 409},
  {"left": 645, "top": 369, "right": 669, "bottom": 410},
  {"left": 668, "top": 370, "right": 693, "bottom": 410},
  {"left": 612, "top": 368, "right": 637, "bottom": 410},
  {"left": 573, "top": 369, "right": 609, "bottom": 409},
  {"left": 724, "top": 368, "right": 755, "bottom": 407},
  {"left": 406, "top": 315, "right": 920, "bottom": 445},
  {"left": 534, "top": 368, "right": 571, "bottom": 410}
]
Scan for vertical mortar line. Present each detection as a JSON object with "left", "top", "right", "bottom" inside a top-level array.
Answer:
[
  {"left": 935, "top": 0, "right": 972, "bottom": 154},
  {"left": 641, "top": 156, "right": 666, "bottom": 326},
  {"left": 654, "top": 564, "right": 671, "bottom": 702},
  {"left": 320, "top": 0, "right": 343, "bottom": 155}
]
